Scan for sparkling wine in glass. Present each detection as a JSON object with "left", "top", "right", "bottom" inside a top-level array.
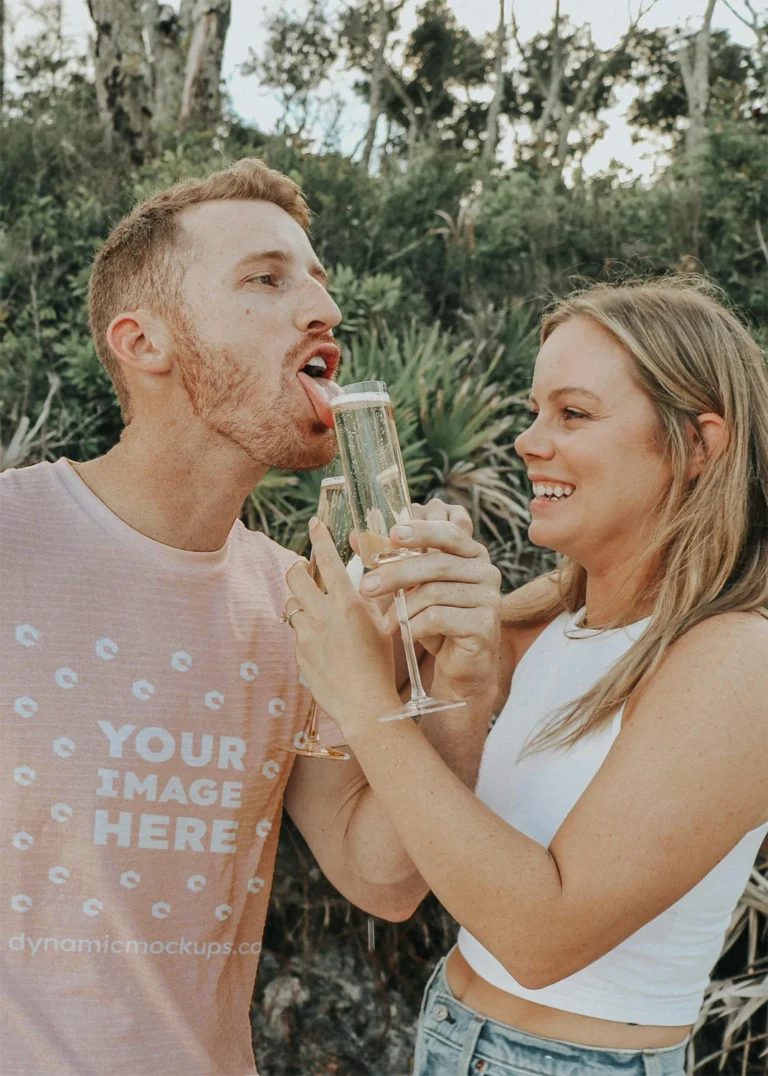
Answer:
[
  {"left": 330, "top": 381, "right": 466, "bottom": 723},
  {"left": 285, "top": 475, "right": 356, "bottom": 760}
]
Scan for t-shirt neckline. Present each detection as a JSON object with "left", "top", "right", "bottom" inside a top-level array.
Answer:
[{"left": 53, "top": 458, "right": 238, "bottom": 572}]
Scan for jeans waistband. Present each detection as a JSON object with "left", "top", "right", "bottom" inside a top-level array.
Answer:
[{"left": 419, "top": 954, "right": 688, "bottom": 1076}]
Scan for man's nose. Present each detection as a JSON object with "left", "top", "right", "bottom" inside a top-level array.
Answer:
[{"left": 296, "top": 279, "right": 342, "bottom": 334}]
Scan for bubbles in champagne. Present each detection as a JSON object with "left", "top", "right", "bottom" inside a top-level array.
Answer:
[{"left": 332, "top": 390, "right": 420, "bottom": 569}]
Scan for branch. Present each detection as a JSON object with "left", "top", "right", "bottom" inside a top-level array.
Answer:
[
  {"left": 383, "top": 65, "right": 420, "bottom": 131},
  {"left": 634, "top": 0, "right": 662, "bottom": 22},
  {"left": 509, "top": 0, "right": 548, "bottom": 98},
  {"left": 481, "top": 0, "right": 507, "bottom": 169},
  {"left": 566, "top": 0, "right": 659, "bottom": 123},
  {"left": 756, "top": 220, "right": 768, "bottom": 270},
  {"left": 508, "top": 0, "right": 526, "bottom": 62},
  {"left": 720, "top": 0, "right": 758, "bottom": 32},
  {"left": 677, "top": 38, "right": 695, "bottom": 97}
]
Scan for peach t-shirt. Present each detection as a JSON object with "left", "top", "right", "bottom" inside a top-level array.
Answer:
[{"left": 0, "top": 459, "right": 337, "bottom": 1075}]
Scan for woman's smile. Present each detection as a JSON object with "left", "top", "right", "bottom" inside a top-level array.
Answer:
[{"left": 529, "top": 476, "right": 576, "bottom": 505}]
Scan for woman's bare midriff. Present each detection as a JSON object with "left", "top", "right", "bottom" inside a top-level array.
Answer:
[{"left": 445, "top": 948, "right": 690, "bottom": 1050}]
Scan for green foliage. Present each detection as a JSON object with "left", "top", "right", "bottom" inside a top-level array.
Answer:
[
  {"left": 327, "top": 264, "right": 407, "bottom": 338},
  {"left": 630, "top": 28, "right": 765, "bottom": 142}
]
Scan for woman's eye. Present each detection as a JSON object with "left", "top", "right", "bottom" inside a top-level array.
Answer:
[
  {"left": 562, "top": 408, "right": 588, "bottom": 421},
  {"left": 526, "top": 409, "right": 539, "bottom": 421}
]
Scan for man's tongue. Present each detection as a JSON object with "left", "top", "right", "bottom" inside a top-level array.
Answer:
[{"left": 297, "top": 371, "right": 342, "bottom": 429}]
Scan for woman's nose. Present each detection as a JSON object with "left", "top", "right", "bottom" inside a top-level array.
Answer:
[{"left": 514, "top": 417, "right": 554, "bottom": 460}]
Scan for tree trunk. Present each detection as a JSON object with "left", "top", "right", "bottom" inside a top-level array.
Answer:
[
  {"left": 676, "top": 0, "right": 717, "bottom": 256},
  {"left": 481, "top": 0, "right": 507, "bottom": 172},
  {"left": 87, "top": 0, "right": 153, "bottom": 165},
  {"left": 145, "top": 2, "right": 188, "bottom": 136},
  {"left": 531, "top": 1, "right": 564, "bottom": 168},
  {"left": 178, "top": 0, "right": 232, "bottom": 132},
  {"left": 384, "top": 66, "right": 421, "bottom": 164},
  {"left": 362, "top": 0, "right": 391, "bottom": 173},
  {"left": 0, "top": 0, "right": 5, "bottom": 111},
  {"left": 677, "top": 0, "right": 717, "bottom": 160}
]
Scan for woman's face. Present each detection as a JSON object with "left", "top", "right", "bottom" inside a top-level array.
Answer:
[{"left": 514, "top": 316, "right": 672, "bottom": 572}]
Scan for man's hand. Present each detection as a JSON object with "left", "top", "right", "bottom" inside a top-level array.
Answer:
[{"left": 285, "top": 523, "right": 402, "bottom": 739}]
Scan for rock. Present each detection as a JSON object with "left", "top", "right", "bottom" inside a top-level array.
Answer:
[{"left": 263, "top": 975, "right": 310, "bottom": 1042}]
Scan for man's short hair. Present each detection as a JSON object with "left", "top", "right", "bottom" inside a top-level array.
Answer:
[{"left": 88, "top": 158, "right": 310, "bottom": 420}]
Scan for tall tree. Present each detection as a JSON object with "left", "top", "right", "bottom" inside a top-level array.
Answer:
[
  {"left": 87, "top": 0, "right": 153, "bottom": 165},
  {"left": 509, "top": 0, "right": 658, "bottom": 173},
  {"left": 629, "top": 25, "right": 762, "bottom": 141},
  {"left": 360, "top": 1, "right": 400, "bottom": 171},
  {"left": 677, "top": 0, "right": 718, "bottom": 159},
  {"left": 144, "top": 1, "right": 194, "bottom": 136},
  {"left": 481, "top": 0, "right": 508, "bottom": 172},
  {"left": 376, "top": 0, "right": 490, "bottom": 162},
  {"left": 0, "top": 0, "right": 5, "bottom": 111},
  {"left": 178, "top": 0, "right": 231, "bottom": 132},
  {"left": 86, "top": 0, "right": 231, "bottom": 154},
  {"left": 721, "top": 0, "right": 767, "bottom": 94}
]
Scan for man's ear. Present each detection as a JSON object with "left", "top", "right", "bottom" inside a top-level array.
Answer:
[
  {"left": 688, "top": 412, "right": 729, "bottom": 480},
  {"left": 106, "top": 310, "right": 173, "bottom": 377}
]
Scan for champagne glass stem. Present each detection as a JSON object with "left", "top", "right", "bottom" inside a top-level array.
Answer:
[
  {"left": 305, "top": 700, "right": 320, "bottom": 744},
  {"left": 394, "top": 589, "right": 428, "bottom": 701}
]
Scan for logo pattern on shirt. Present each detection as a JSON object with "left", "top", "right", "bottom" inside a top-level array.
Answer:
[{"left": 10, "top": 625, "right": 300, "bottom": 926}]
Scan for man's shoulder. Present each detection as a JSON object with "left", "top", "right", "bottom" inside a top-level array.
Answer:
[
  {"left": 0, "top": 459, "right": 57, "bottom": 494},
  {"left": 0, "top": 460, "right": 62, "bottom": 526}
]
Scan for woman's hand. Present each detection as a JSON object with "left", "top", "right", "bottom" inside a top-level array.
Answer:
[
  {"left": 359, "top": 501, "right": 502, "bottom": 705},
  {"left": 285, "top": 522, "right": 402, "bottom": 738}
]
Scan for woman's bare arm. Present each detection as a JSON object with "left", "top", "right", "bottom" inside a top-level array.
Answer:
[{"left": 341, "top": 612, "right": 768, "bottom": 988}]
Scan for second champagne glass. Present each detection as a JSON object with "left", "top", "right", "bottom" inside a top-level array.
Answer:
[
  {"left": 284, "top": 475, "right": 355, "bottom": 760},
  {"left": 330, "top": 381, "right": 466, "bottom": 723}
]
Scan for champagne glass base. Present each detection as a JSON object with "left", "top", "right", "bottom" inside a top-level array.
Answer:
[
  {"left": 379, "top": 696, "right": 466, "bottom": 723},
  {"left": 286, "top": 736, "right": 350, "bottom": 760}
]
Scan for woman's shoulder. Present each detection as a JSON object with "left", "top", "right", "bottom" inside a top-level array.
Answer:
[
  {"left": 669, "top": 609, "right": 768, "bottom": 663},
  {"left": 628, "top": 609, "right": 767, "bottom": 735}
]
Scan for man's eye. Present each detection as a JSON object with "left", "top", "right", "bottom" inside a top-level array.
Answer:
[{"left": 248, "top": 274, "right": 277, "bottom": 286}]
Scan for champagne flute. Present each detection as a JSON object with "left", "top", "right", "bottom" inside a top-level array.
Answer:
[
  {"left": 330, "top": 381, "right": 466, "bottom": 723},
  {"left": 284, "top": 475, "right": 355, "bottom": 760}
]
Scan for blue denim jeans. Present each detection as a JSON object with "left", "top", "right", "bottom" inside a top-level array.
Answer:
[{"left": 413, "top": 956, "right": 688, "bottom": 1076}]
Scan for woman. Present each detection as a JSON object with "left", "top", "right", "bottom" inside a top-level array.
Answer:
[{"left": 285, "top": 278, "right": 768, "bottom": 1076}]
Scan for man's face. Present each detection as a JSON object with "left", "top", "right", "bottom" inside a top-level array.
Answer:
[{"left": 171, "top": 199, "right": 342, "bottom": 472}]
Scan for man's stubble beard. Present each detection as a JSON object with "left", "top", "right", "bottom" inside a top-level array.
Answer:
[{"left": 172, "top": 319, "right": 337, "bottom": 473}]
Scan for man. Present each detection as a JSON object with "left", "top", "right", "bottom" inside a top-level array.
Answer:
[{"left": 0, "top": 158, "right": 496, "bottom": 1075}]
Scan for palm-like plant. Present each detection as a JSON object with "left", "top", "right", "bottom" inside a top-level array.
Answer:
[{"left": 691, "top": 861, "right": 768, "bottom": 1074}]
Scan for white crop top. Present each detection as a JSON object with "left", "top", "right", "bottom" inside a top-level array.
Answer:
[{"left": 457, "top": 608, "right": 768, "bottom": 1026}]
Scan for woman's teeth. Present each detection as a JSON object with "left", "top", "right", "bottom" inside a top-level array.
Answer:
[{"left": 533, "top": 483, "right": 575, "bottom": 500}]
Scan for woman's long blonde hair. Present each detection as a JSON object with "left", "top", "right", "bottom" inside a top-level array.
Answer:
[{"left": 509, "top": 276, "right": 768, "bottom": 753}]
